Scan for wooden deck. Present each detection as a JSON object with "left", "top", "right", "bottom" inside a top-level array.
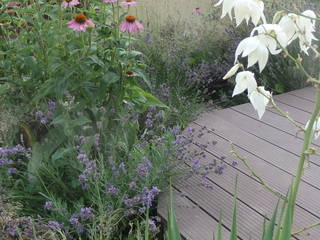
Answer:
[{"left": 157, "top": 87, "right": 320, "bottom": 240}]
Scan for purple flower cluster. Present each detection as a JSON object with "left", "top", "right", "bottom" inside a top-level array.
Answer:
[
  {"left": 136, "top": 157, "right": 152, "bottom": 179},
  {"left": 69, "top": 215, "right": 84, "bottom": 234},
  {"left": 35, "top": 101, "right": 56, "bottom": 125},
  {"left": 75, "top": 149, "right": 98, "bottom": 190},
  {"left": 80, "top": 207, "right": 94, "bottom": 221},
  {"left": 106, "top": 183, "right": 119, "bottom": 195},
  {"left": 0, "top": 145, "right": 27, "bottom": 176},
  {"left": 44, "top": 201, "right": 53, "bottom": 210},
  {"left": 141, "top": 186, "right": 161, "bottom": 208},
  {"left": 48, "top": 220, "right": 63, "bottom": 230}
]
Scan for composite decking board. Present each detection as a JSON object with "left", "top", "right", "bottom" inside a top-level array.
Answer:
[
  {"left": 189, "top": 123, "right": 320, "bottom": 219},
  {"left": 184, "top": 143, "right": 320, "bottom": 239},
  {"left": 215, "top": 108, "right": 320, "bottom": 165},
  {"left": 158, "top": 87, "right": 320, "bottom": 240},
  {"left": 157, "top": 188, "right": 231, "bottom": 240},
  {"left": 267, "top": 100, "right": 310, "bottom": 124},
  {"left": 172, "top": 165, "right": 264, "bottom": 240},
  {"left": 194, "top": 113, "right": 320, "bottom": 192},
  {"left": 231, "top": 104, "right": 320, "bottom": 156},
  {"left": 288, "top": 86, "right": 316, "bottom": 102},
  {"left": 273, "top": 92, "right": 314, "bottom": 113},
  {"left": 231, "top": 104, "right": 310, "bottom": 144}
]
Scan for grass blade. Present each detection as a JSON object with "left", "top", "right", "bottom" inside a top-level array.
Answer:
[
  {"left": 230, "top": 176, "right": 238, "bottom": 240},
  {"left": 280, "top": 185, "right": 294, "bottom": 240},
  {"left": 145, "top": 207, "right": 149, "bottom": 240},
  {"left": 275, "top": 190, "right": 289, "bottom": 240},
  {"left": 263, "top": 199, "right": 280, "bottom": 240},
  {"left": 262, "top": 217, "right": 266, "bottom": 239},
  {"left": 218, "top": 210, "right": 223, "bottom": 240},
  {"left": 167, "top": 178, "right": 181, "bottom": 240}
]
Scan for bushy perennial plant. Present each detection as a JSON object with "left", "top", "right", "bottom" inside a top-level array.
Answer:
[
  {"left": 0, "top": 0, "right": 227, "bottom": 238},
  {"left": 213, "top": 0, "right": 320, "bottom": 239}
]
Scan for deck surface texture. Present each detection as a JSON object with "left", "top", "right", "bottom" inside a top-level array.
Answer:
[{"left": 157, "top": 87, "right": 320, "bottom": 240}]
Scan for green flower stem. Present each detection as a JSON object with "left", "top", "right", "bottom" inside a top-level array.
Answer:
[
  {"left": 58, "top": 4, "right": 62, "bottom": 31},
  {"left": 292, "top": 221, "right": 320, "bottom": 236},
  {"left": 291, "top": 85, "right": 320, "bottom": 214},
  {"left": 257, "top": 88, "right": 305, "bottom": 132},
  {"left": 128, "top": 33, "right": 131, "bottom": 56},
  {"left": 268, "top": 96, "right": 305, "bottom": 132},
  {"left": 231, "top": 144, "right": 286, "bottom": 200},
  {"left": 117, "top": 0, "right": 120, "bottom": 41}
]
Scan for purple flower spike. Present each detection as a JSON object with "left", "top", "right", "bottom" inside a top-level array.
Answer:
[
  {"left": 44, "top": 201, "right": 53, "bottom": 210},
  {"left": 80, "top": 207, "right": 94, "bottom": 221}
]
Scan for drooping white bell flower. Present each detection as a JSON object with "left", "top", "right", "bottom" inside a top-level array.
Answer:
[
  {"left": 232, "top": 71, "right": 257, "bottom": 97},
  {"left": 233, "top": 0, "right": 266, "bottom": 26},
  {"left": 248, "top": 86, "right": 270, "bottom": 119},
  {"left": 235, "top": 36, "right": 269, "bottom": 72},
  {"left": 251, "top": 24, "right": 289, "bottom": 51},
  {"left": 235, "top": 24, "right": 288, "bottom": 72},
  {"left": 305, "top": 118, "right": 320, "bottom": 140},
  {"left": 279, "top": 10, "right": 317, "bottom": 55},
  {"left": 215, "top": 0, "right": 266, "bottom": 26},
  {"left": 223, "top": 63, "right": 241, "bottom": 79},
  {"left": 214, "top": 0, "right": 235, "bottom": 19}
]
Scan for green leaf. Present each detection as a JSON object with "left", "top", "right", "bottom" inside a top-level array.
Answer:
[
  {"left": 263, "top": 199, "right": 280, "bottom": 240},
  {"left": 88, "top": 55, "right": 105, "bottom": 67},
  {"left": 137, "top": 221, "right": 142, "bottom": 240},
  {"left": 217, "top": 210, "right": 223, "bottom": 240},
  {"left": 275, "top": 191, "right": 289, "bottom": 240},
  {"left": 27, "top": 143, "right": 43, "bottom": 182},
  {"left": 51, "top": 148, "right": 72, "bottom": 162},
  {"left": 134, "top": 70, "right": 151, "bottom": 90},
  {"left": 129, "top": 86, "right": 168, "bottom": 109},
  {"left": 70, "top": 116, "right": 91, "bottom": 128},
  {"left": 262, "top": 217, "right": 266, "bottom": 239},
  {"left": 280, "top": 185, "right": 294, "bottom": 240},
  {"left": 230, "top": 176, "right": 238, "bottom": 240},
  {"left": 145, "top": 207, "right": 149, "bottom": 240},
  {"left": 167, "top": 178, "right": 181, "bottom": 240},
  {"left": 102, "top": 72, "right": 120, "bottom": 85}
]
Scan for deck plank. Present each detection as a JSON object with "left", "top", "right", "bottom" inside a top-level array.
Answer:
[
  {"left": 273, "top": 92, "right": 314, "bottom": 113},
  {"left": 214, "top": 108, "right": 320, "bottom": 164},
  {"left": 184, "top": 143, "right": 320, "bottom": 239},
  {"left": 158, "top": 87, "right": 320, "bottom": 240},
  {"left": 189, "top": 123, "right": 320, "bottom": 220},
  {"left": 158, "top": 188, "right": 231, "bottom": 240},
  {"left": 195, "top": 113, "right": 320, "bottom": 191},
  {"left": 288, "top": 86, "right": 316, "bottom": 102}
]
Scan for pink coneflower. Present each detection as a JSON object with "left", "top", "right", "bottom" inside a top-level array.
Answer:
[
  {"left": 195, "top": 8, "right": 201, "bottom": 14},
  {"left": 103, "top": 0, "right": 117, "bottom": 2},
  {"left": 67, "top": 14, "right": 94, "bottom": 32},
  {"left": 120, "top": 15, "right": 143, "bottom": 34},
  {"left": 8, "top": 1, "right": 21, "bottom": 6},
  {"left": 61, "top": 0, "right": 79, "bottom": 9},
  {"left": 121, "top": 0, "right": 136, "bottom": 7}
]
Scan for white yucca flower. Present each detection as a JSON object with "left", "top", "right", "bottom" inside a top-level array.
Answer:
[
  {"left": 248, "top": 86, "right": 270, "bottom": 119},
  {"left": 305, "top": 118, "right": 320, "bottom": 140},
  {"left": 223, "top": 63, "right": 241, "bottom": 79},
  {"left": 215, "top": 0, "right": 266, "bottom": 26},
  {"left": 279, "top": 10, "right": 317, "bottom": 54},
  {"left": 235, "top": 24, "right": 288, "bottom": 72},
  {"left": 232, "top": 71, "right": 257, "bottom": 97}
]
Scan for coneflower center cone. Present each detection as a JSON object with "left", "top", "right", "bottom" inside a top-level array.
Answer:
[
  {"left": 75, "top": 14, "right": 86, "bottom": 24},
  {"left": 125, "top": 15, "right": 135, "bottom": 23}
]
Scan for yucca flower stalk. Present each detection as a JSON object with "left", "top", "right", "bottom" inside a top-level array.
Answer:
[{"left": 214, "top": 0, "right": 320, "bottom": 238}]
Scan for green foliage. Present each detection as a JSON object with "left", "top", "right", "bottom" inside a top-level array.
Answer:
[{"left": 167, "top": 178, "right": 181, "bottom": 240}]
